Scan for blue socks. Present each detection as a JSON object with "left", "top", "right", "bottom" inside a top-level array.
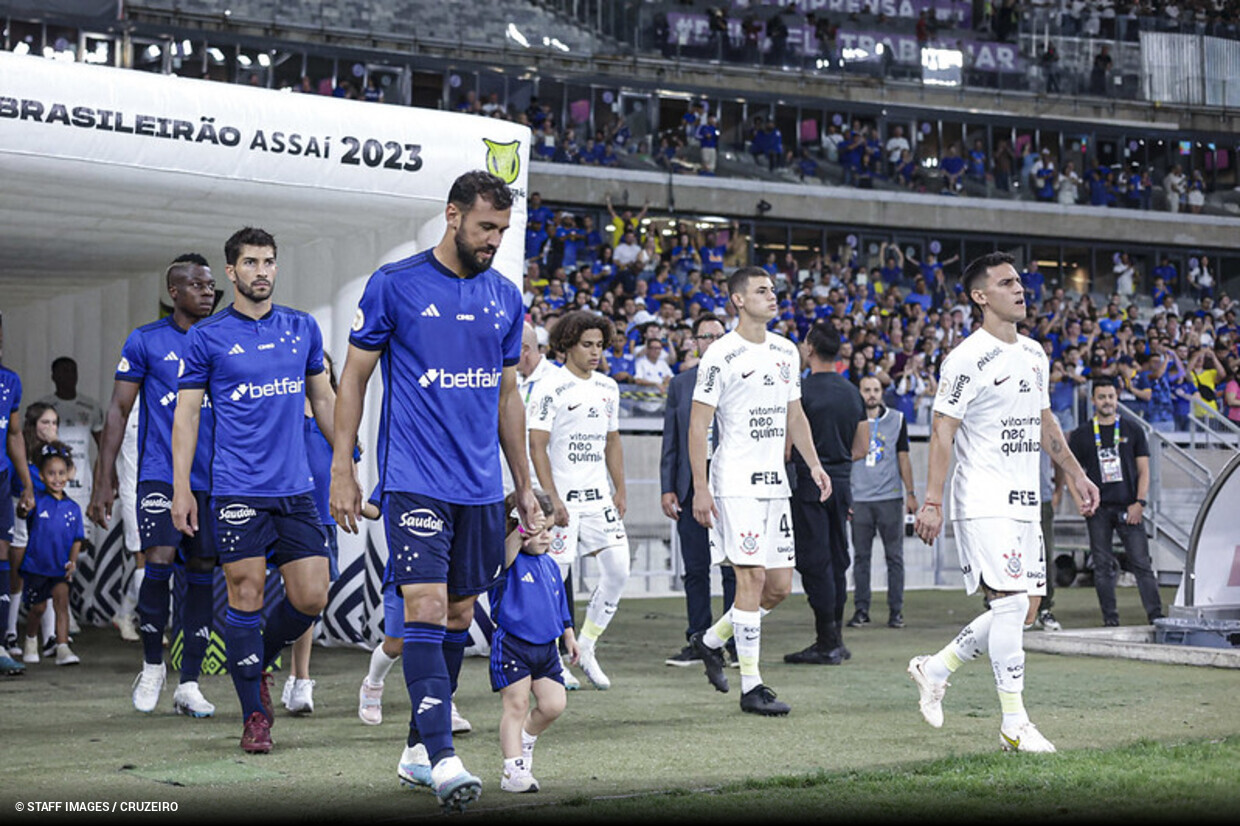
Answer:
[
  {"left": 403, "top": 621, "right": 453, "bottom": 764},
  {"left": 262, "top": 598, "right": 318, "bottom": 669},
  {"left": 138, "top": 563, "right": 173, "bottom": 665},
  {"left": 180, "top": 570, "right": 214, "bottom": 683},
  {"left": 224, "top": 607, "right": 263, "bottom": 721},
  {"left": 443, "top": 628, "right": 471, "bottom": 696}
]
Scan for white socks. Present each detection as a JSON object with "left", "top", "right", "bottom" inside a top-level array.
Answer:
[
  {"left": 367, "top": 642, "right": 399, "bottom": 686},
  {"left": 731, "top": 608, "right": 763, "bottom": 694}
]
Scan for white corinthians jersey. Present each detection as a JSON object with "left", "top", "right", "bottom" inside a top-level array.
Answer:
[
  {"left": 528, "top": 366, "right": 620, "bottom": 510},
  {"left": 933, "top": 328, "right": 1050, "bottom": 521},
  {"left": 693, "top": 330, "right": 801, "bottom": 499}
]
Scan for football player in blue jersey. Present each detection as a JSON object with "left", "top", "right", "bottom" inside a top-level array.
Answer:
[
  {"left": 0, "top": 314, "right": 36, "bottom": 676},
  {"left": 90, "top": 254, "right": 220, "bottom": 717},
  {"left": 331, "top": 170, "right": 543, "bottom": 813},
  {"left": 171, "top": 227, "right": 337, "bottom": 755}
]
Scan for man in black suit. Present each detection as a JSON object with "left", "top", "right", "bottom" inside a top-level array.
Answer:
[{"left": 660, "top": 315, "right": 735, "bottom": 666}]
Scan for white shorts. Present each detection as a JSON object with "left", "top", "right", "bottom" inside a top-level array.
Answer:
[
  {"left": 118, "top": 484, "right": 141, "bottom": 552},
  {"left": 547, "top": 504, "right": 628, "bottom": 565},
  {"left": 953, "top": 518, "right": 1046, "bottom": 596},
  {"left": 11, "top": 498, "right": 27, "bottom": 547},
  {"left": 709, "top": 497, "right": 795, "bottom": 570}
]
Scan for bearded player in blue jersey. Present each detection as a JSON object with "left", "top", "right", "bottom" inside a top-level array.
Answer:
[
  {"left": 90, "top": 254, "right": 220, "bottom": 718},
  {"left": 331, "top": 171, "right": 543, "bottom": 813},
  {"left": 171, "top": 227, "right": 337, "bottom": 755}
]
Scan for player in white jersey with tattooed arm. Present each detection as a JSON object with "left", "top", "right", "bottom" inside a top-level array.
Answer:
[
  {"left": 912, "top": 251, "right": 1099, "bottom": 753},
  {"left": 687, "top": 266, "right": 831, "bottom": 716},
  {"left": 527, "top": 310, "right": 628, "bottom": 690}
]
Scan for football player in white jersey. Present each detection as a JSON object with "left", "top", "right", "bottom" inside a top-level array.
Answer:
[
  {"left": 687, "top": 267, "right": 831, "bottom": 716},
  {"left": 528, "top": 311, "right": 629, "bottom": 690},
  {"left": 912, "top": 251, "right": 1099, "bottom": 753}
]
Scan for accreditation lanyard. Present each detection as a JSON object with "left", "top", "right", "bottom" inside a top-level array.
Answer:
[
  {"left": 1093, "top": 416, "right": 1123, "bottom": 484},
  {"left": 865, "top": 412, "right": 881, "bottom": 467}
]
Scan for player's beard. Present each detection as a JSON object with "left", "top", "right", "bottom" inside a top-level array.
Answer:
[
  {"left": 235, "top": 277, "right": 273, "bottom": 303},
  {"left": 454, "top": 226, "right": 495, "bottom": 276}
]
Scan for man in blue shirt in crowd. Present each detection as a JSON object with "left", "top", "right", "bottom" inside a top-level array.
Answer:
[
  {"left": 172, "top": 228, "right": 337, "bottom": 756},
  {"left": 89, "top": 253, "right": 219, "bottom": 718},
  {"left": 331, "top": 171, "right": 543, "bottom": 813}
]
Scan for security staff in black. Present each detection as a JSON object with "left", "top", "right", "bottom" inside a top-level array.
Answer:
[
  {"left": 1068, "top": 377, "right": 1164, "bottom": 627},
  {"left": 785, "top": 322, "right": 866, "bottom": 665}
]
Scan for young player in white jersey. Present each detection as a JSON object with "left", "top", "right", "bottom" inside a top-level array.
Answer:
[
  {"left": 687, "top": 267, "right": 831, "bottom": 716},
  {"left": 527, "top": 310, "right": 628, "bottom": 690},
  {"left": 912, "top": 251, "right": 1099, "bottom": 753}
]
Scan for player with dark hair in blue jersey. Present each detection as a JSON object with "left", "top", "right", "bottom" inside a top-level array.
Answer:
[
  {"left": 171, "top": 227, "right": 337, "bottom": 755},
  {"left": 89, "top": 253, "right": 220, "bottom": 717},
  {"left": 331, "top": 170, "right": 543, "bottom": 813},
  {"left": 0, "top": 314, "right": 36, "bottom": 675}
]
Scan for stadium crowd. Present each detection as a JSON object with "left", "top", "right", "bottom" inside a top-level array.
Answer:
[{"left": 517, "top": 193, "right": 1240, "bottom": 430}]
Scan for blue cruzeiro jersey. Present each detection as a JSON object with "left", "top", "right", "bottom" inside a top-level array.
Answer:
[
  {"left": 180, "top": 305, "right": 324, "bottom": 498},
  {"left": 21, "top": 491, "right": 84, "bottom": 577},
  {"left": 349, "top": 250, "right": 524, "bottom": 505},
  {"left": 115, "top": 317, "right": 215, "bottom": 491},
  {"left": 0, "top": 365, "right": 21, "bottom": 476}
]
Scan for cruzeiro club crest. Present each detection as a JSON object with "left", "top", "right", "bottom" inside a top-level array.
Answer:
[{"left": 483, "top": 138, "right": 521, "bottom": 184}]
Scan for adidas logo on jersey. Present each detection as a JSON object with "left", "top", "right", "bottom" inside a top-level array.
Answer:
[
  {"left": 228, "top": 344, "right": 245, "bottom": 355},
  {"left": 416, "top": 696, "right": 443, "bottom": 715},
  {"left": 163, "top": 351, "right": 180, "bottom": 362},
  {"left": 38, "top": 510, "right": 50, "bottom": 519},
  {"left": 420, "top": 304, "right": 442, "bottom": 318},
  {"left": 521, "top": 572, "right": 536, "bottom": 584},
  {"left": 159, "top": 391, "right": 177, "bottom": 407}
]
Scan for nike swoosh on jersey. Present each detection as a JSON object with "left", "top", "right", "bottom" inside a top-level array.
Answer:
[
  {"left": 742, "top": 370, "right": 755, "bottom": 379},
  {"left": 567, "top": 403, "right": 581, "bottom": 411},
  {"left": 994, "top": 376, "right": 1011, "bottom": 385}
]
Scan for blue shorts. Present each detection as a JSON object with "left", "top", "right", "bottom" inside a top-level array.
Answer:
[
  {"left": 22, "top": 573, "right": 67, "bottom": 605},
  {"left": 211, "top": 493, "right": 329, "bottom": 568},
  {"left": 137, "top": 481, "right": 216, "bottom": 561},
  {"left": 488, "top": 626, "right": 565, "bottom": 691},
  {"left": 382, "top": 492, "right": 505, "bottom": 597},
  {"left": 326, "top": 527, "right": 339, "bottom": 581},
  {"left": 382, "top": 581, "right": 403, "bottom": 639},
  {"left": 0, "top": 469, "right": 12, "bottom": 543}
]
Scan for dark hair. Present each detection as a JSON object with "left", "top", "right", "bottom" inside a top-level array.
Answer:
[
  {"left": 692, "top": 314, "right": 726, "bottom": 336},
  {"left": 224, "top": 227, "right": 277, "bottom": 266},
  {"left": 1091, "top": 376, "right": 1118, "bottom": 394},
  {"left": 727, "top": 265, "right": 771, "bottom": 301},
  {"left": 51, "top": 356, "right": 76, "bottom": 373},
  {"left": 22, "top": 402, "right": 58, "bottom": 458},
  {"left": 35, "top": 440, "right": 74, "bottom": 472},
  {"left": 961, "top": 251, "right": 1016, "bottom": 310},
  {"left": 549, "top": 310, "right": 613, "bottom": 354},
  {"left": 167, "top": 252, "right": 211, "bottom": 289},
  {"left": 806, "top": 321, "right": 841, "bottom": 360},
  {"left": 448, "top": 170, "right": 515, "bottom": 213},
  {"left": 503, "top": 490, "right": 554, "bottom": 536}
]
